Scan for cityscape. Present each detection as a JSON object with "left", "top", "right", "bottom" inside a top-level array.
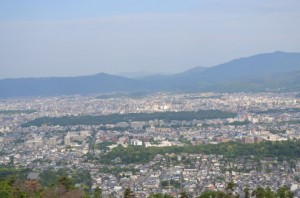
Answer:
[
  {"left": 1, "top": 0, "right": 300, "bottom": 197},
  {"left": 1, "top": 92, "right": 300, "bottom": 197}
]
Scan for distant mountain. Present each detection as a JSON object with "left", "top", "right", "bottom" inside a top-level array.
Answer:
[
  {"left": 117, "top": 71, "right": 172, "bottom": 78},
  {"left": 172, "top": 66, "right": 207, "bottom": 78},
  {"left": 136, "top": 66, "right": 208, "bottom": 90},
  {"left": 1, "top": 51, "right": 300, "bottom": 98},
  {"left": 0, "top": 73, "right": 148, "bottom": 98},
  {"left": 138, "top": 51, "right": 300, "bottom": 91},
  {"left": 202, "top": 70, "right": 300, "bottom": 92},
  {"left": 117, "top": 71, "right": 157, "bottom": 78},
  {"left": 199, "top": 51, "right": 300, "bottom": 84}
]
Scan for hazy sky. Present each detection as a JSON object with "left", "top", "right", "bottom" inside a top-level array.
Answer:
[{"left": 1, "top": 0, "right": 300, "bottom": 79}]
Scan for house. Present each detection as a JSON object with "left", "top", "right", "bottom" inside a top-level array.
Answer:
[{"left": 27, "top": 172, "right": 40, "bottom": 180}]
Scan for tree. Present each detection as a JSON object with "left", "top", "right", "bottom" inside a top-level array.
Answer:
[
  {"left": 264, "top": 186, "right": 276, "bottom": 198},
  {"left": 161, "top": 180, "right": 169, "bottom": 188},
  {"left": 243, "top": 186, "right": 250, "bottom": 198},
  {"left": 179, "top": 191, "right": 189, "bottom": 198},
  {"left": 124, "top": 188, "right": 135, "bottom": 198},
  {"left": 148, "top": 193, "right": 174, "bottom": 198},
  {"left": 225, "top": 181, "right": 236, "bottom": 197},
  {"left": 58, "top": 176, "right": 74, "bottom": 191},
  {"left": 198, "top": 190, "right": 226, "bottom": 198},
  {"left": 8, "top": 156, "right": 14, "bottom": 166},
  {"left": 277, "top": 186, "right": 294, "bottom": 198},
  {"left": 252, "top": 186, "right": 265, "bottom": 198},
  {"left": 0, "top": 180, "right": 13, "bottom": 198},
  {"left": 225, "top": 181, "right": 236, "bottom": 191},
  {"left": 94, "top": 186, "right": 102, "bottom": 198}
]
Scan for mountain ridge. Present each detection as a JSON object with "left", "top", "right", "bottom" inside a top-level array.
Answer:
[
  {"left": 1, "top": 51, "right": 300, "bottom": 97},
  {"left": 0, "top": 73, "right": 149, "bottom": 98}
]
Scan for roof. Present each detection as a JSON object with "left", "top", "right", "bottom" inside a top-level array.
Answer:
[{"left": 27, "top": 172, "right": 40, "bottom": 180}]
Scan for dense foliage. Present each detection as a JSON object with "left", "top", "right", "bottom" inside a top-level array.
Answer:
[
  {"left": 150, "top": 185, "right": 294, "bottom": 198},
  {"left": 0, "top": 175, "right": 85, "bottom": 198},
  {"left": 124, "top": 188, "right": 135, "bottom": 198},
  {"left": 0, "top": 175, "right": 295, "bottom": 198},
  {"left": 148, "top": 193, "right": 174, "bottom": 198},
  {"left": 161, "top": 179, "right": 181, "bottom": 189},
  {"left": 0, "top": 167, "right": 29, "bottom": 180},
  {"left": 22, "top": 110, "right": 236, "bottom": 127},
  {"left": 99, "top": 140, "right": 300, "bottom": 164},
  {"left": 40, "top": 168, "right": 92, "bottom": 190},
  {"left": 94, "top": 141, "right": 114, "bottom": 151},
  {"left": 198, "top": 185, "right": 293, "bottom": 198},
  {"left": 254, "top": 108, "right": 300, "bottom": 114},
  {"left": 0, "top": 170, "right": 97, "bottom": 198}
]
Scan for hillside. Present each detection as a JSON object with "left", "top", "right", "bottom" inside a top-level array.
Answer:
[{"left": 0, "top": 73, "right": 148, "bottom": 98}]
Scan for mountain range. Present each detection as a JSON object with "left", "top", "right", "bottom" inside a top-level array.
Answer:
[{"left": 1, "top": 51, "right": 300, "bottom": 98}]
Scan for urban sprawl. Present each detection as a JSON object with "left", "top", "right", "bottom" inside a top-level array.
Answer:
[{"left": 1, "top": 92, "right": 300, "bottom": 197}]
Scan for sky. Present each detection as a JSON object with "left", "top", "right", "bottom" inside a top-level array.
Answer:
[{"left": 0, "top": 0, "right": 300, "bottom": 79}]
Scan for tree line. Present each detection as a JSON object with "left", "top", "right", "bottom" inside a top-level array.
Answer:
[
  {"left": 22, "top": 110, "right": 236, "bottom": 127},
  {"left": 98, "top": 140, "right": 300, "bottom": 164},
  {"left": 0, "top": 177, "right": 294, "bottom": 198}
]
